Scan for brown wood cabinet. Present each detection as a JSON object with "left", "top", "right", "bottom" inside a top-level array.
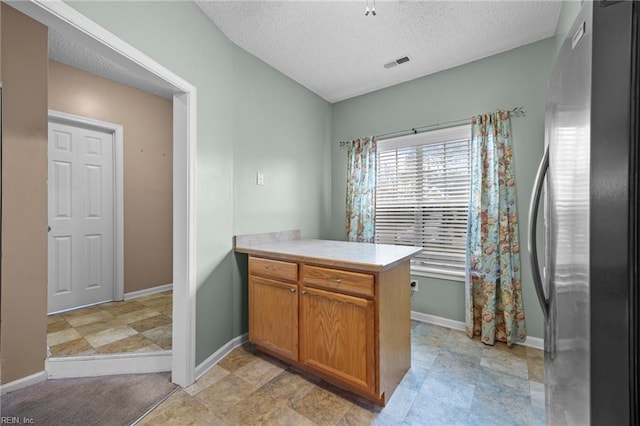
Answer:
[
  {"left": 248, "top": 256, "right": 299, "bottom": 361},
  {"left": 246, "top": 253, "right": 412, "bottom": 406},
  {"left": 300, "top": 285, "right": 375, "bottom": 395}
]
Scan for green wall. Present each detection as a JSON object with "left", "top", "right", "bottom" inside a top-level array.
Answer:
[
  {"left": 66, "top": 1, "right": 561, "bottom": 365},
  {"left": 67, "top": 1, "right": 332, "bottom": 364},
  {"left": 330, "top": 38, "right": 556, "bottom": 339},
  {"left": 230, "top": 47, "right": 332, "bottom": 336}
]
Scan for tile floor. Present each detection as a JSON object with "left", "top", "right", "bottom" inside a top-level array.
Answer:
[
  {"left": 46, "top": 291, "right": 172, "bottom": 357},
  {"left": 140, "top": 320, "right": 545, "bottom": 425}
]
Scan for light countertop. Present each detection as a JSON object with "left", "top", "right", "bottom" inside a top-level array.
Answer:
[{"left": 234, "top": 237, "right": 422, "bottom": 272}]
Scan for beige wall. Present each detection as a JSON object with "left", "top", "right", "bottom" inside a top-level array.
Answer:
[
  {"left": 1, "top": 4, "right": 49, "bottom": 384},
  {"left": 48, "top": 61, "right": 173, "bottom": 294}
]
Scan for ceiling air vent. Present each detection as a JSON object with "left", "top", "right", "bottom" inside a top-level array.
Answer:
[{"left": 384, "top": 55, "right": 411, "bottom": 69}]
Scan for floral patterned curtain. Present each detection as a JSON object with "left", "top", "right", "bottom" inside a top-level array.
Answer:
[
  {"left": 465, "top": 110, "right": 526, "bottom": 346},
  {"left": 346, "top": 137, "right": 377, "bottom": 242}
]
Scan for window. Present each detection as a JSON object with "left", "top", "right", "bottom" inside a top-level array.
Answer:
[{"left": 375, "top": 125, "right": 471, "bottom": 281}]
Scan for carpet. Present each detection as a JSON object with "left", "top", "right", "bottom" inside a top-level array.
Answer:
[{"left": 1, "top": 373, "right": 178, "bottom": 426}]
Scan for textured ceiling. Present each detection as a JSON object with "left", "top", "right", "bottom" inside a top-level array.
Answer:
[
  {"left": 196, "top": 1, "right": 562, "bottom": 103},
  {"left": 48, "top": 28, "right": 176, "bottom": 100},
  {"left": 47, "top": 1, "right": 562, "bottom": 104}
]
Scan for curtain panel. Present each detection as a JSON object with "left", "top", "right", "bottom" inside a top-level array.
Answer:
[
  {"left": 345, "top": 137, "right": 377, "bottom": 243},
  {"left": 465, "top": 110, "right": 526, "bottom": 346}
]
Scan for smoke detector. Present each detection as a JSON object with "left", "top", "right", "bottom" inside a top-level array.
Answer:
[{"left": 384, "top": 55, "right": 411, "bottom": 69}]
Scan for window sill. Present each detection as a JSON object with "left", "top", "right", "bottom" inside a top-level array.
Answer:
[{"left": 410, "top": 268, "right": 465, "bottom": 283}]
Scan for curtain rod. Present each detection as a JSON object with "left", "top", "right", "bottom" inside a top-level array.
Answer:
[{"left": 338, "top": 106, "right": 526, "bottom": 147}]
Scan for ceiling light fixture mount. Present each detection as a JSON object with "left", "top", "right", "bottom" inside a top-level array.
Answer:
[{"left": 365, "top": 0, "right": 377, "bottom": 16}]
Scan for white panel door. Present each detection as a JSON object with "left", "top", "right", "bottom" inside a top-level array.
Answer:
[{"left": 48, "top": 121, "right": 114, "bottom": 313}]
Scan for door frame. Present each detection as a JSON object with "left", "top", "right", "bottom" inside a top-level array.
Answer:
[
  {"left": 48, "top": 110, "right": 125, "bottom": 308},
  {"left": 9, "top": 0, "right": 198, "bottom": 386}
]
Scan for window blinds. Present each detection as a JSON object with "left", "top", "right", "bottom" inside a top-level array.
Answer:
[{"left": 375, "top": 125, "right": 471, "bottom": 279}]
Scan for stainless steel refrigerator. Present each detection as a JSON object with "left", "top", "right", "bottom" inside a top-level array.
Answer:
[{"left": 528, "top": 1, "right": 639, "bottom": 424}]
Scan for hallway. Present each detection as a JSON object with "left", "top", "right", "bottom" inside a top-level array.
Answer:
[{"left": 46, "top": 291, "right": 172, "bottom": 356}]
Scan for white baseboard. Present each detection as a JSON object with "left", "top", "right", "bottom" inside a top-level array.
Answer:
[
  {"left": 0, "top": 370, "right": 48, "bottom": 395},
  {"left": 195, "top": 333, "right": 248, "bottom": 380},
  {"left": 411, "top": 311, "right": 466, "bottom": 332},
  {"left": 411, "top": 311, "right": 544, "bottom": 351},
  {"left": 46, "top": 351, "right": 172, "bottom": 379},
  {"left": 124, "top": 283, "right": 173, "bottom": 301}
]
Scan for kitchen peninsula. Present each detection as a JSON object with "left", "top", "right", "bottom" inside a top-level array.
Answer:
[{"left": 234, "top": 230, "right": 422, "bottom": 405}]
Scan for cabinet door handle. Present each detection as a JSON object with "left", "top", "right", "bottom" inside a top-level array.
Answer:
[
  {"left": 301, "top": 290, "right": 307, "bottom": 295},
  {"left": 290, "top": 288, "right": 296, "bottom": 293}
]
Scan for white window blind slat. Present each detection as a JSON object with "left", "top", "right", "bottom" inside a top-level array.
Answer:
[{"left": 374, "top": 124, "right": 471, "bottom": 280}]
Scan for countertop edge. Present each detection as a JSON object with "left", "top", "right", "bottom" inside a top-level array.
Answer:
[{"left": 234, "top": 244, "right": 421, "bottom": 273}]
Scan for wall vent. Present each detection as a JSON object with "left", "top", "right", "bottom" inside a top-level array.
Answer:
[{"left": 384, "top": 55, "right": 411, "bottom": 69}]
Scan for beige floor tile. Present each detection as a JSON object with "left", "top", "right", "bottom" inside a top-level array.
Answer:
[
  {"left": 527, "top": 354, "right": 545, "bottom": 383},
  {"left": 65, "top": 310, "right": 115, "bottom": 328},
  {"left": 49, "top": 337, "right": 97, "bottom": 357},
  {"left": 142, "top": 324, "right": 172, "bottom": 344},
  {"left": 116, "top": 308, "right": 160, "bottom": 324},
  {"left": 138, "top": 389, "right": 226, "bottom": 426},
  {"left": 95, "top": 334, "right": 159, "bottom": 354},
  {"left": 216, "top": 385, "right": 283, "bottom": 425},
  {"left": 135, "top": 291, "right": 171, "bottom": 304},
  {"left": 480, "top": 352, "right": 529, "bottom": 379},
  {"left": 139, "top": 298, "right": 172, "bottom": 311},
  {"left": 234, "top": 356, "right": 286, "bottom": 388},
  {"left": 256, "top": 369, "right": 318, "bottom": 408},
  {"left": 217, "top": 344, "right": 259, "bottom": 372},
  {"left": 47, "top": 316, "right": 72, "bottom": 333},
  {"left": 47, "top": 328, "right": 82, "bottom": 347},
  {"left": 74, "top": 318, "right": 127, "bottom": 337},
  {"left": 184, "top": 365, "right": 231, "bottom": 396},
  {"left": 291, "top": 384, "right": 354, "bottom": 425},
  {"left": 195, "top": 374, "right": 258, "bottom": 416},
  {"left": 84, "top": 324, "right": 138, "bottom": 348},
  {"left": 100, "top": 300, "right": 146, "bottom": 316},
  {"left": 156, "top": 337, "right": 173, "bottom": 350},
  {"left": 129, "top": 314, "right": 172, "bottom": 333}
]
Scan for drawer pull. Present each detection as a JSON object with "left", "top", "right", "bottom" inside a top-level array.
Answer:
[
  {"left": 301, "top": 290, "right": 307, "bottom": 295},
  {"left": 265, "top": 266, "right": 276, "bottom": 271},
  {"left": 328, "top": 278, "right": 342, "bottom": 283},
  {"left": 290, "top": 288, "right": 296, "bottom": 293}
]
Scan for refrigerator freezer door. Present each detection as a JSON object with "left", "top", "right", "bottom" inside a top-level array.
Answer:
[{"left": 544, "top": 3, "right": 591, "bottom": 425}]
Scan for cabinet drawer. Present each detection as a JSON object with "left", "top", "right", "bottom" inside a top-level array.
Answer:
[
  {"left": 249, "top": 257, "right": 298, "bottom": 282},
  {"left": 302, "top": 265, "right": 374, "bottom": 297}
]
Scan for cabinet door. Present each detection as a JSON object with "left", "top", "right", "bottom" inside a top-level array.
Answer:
[
  {"left": 300, "top": 286, "right": 375, "bottom": 395},
  {"left": 249, "top": 276, "right": 298, "bottom": 361}
]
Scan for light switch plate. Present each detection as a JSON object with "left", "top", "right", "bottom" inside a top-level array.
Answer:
[{"left": 256, "top": 171, "right": 265, "bottom": 185}]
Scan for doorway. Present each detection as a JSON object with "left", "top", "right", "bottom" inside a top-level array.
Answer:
[
  {"left": 9, "top": 0, "right": 197, "bottom": 386},
  {"left": 47, "top": 112, "right": 124, "bottom": 314}
]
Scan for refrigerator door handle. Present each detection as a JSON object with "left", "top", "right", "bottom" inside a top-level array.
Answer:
[{"left": 528, "top": 145, "right": 550, "bottom": 324}]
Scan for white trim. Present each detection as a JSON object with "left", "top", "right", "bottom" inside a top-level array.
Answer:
[
  {"left": 0, "top": 371, "right": 48, "bottom": 395},
  {"left": 10, "top": 0, "right": 197, "bottom": 387},
  {"left": 124, "top": 283, "right": 174, "bottom": 301},
  {"left": 45, "top": 351, "right": 172, "bottom": 379},
  {"left": 411, "top": 311, "right": 545, "bottom": 350},
  {"left": 411, "top": 311, "right": 466, "bottom": 332},
  {"left": 48, "top": 110, "right": 125, "bottom": 304},
  {"left": 523, "top": 336, "right": 545, "bottom": 351},
  {"left": 195, "top": 334, "right": 248, "bottom": 380}
]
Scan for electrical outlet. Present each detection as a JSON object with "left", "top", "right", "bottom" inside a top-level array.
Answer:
[
  {"left": 410, "top": 280, "right": 418, "bottom": 292},
  {"left": 256, "top": 171, "right": 265, "bottom": 186}
]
